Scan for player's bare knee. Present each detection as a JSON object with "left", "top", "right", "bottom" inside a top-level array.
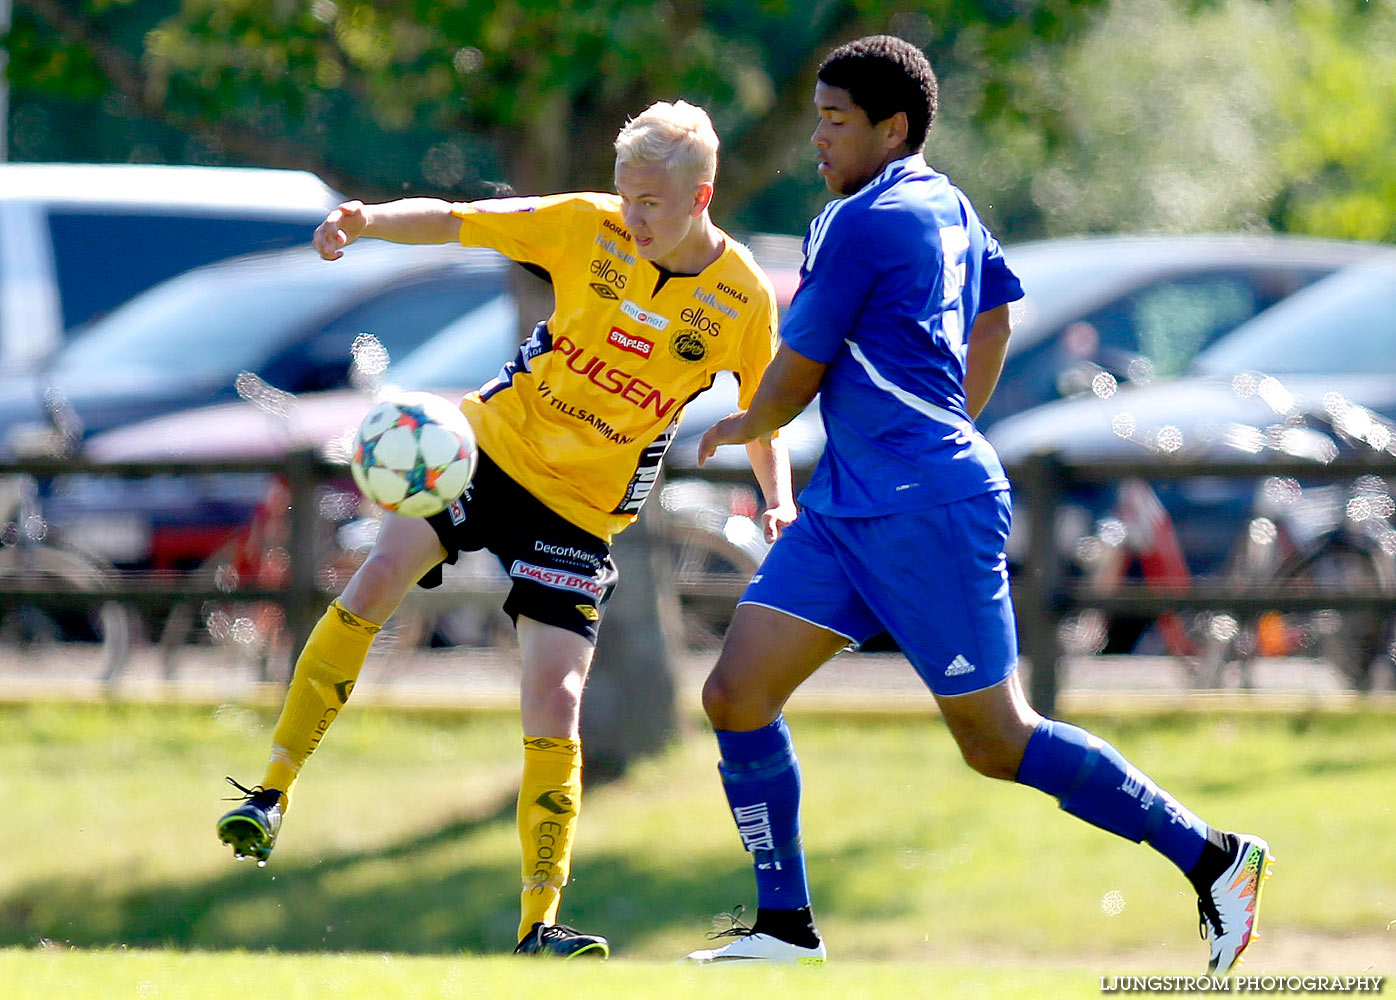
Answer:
[
  {"left": 701, "top": 671, "right": 734, "bottom": 727},
  {"left": 529, "top": 680, "right": 582, "bottom": 721},
  {"left": 342, "top": 550, "right": 413, "bottom": 616},
  {"left": 703, "top": 671, "right": 779, "bottom": 731},
  {"left": 955, "top": 733, "right": 1024, "bottom": 781}
]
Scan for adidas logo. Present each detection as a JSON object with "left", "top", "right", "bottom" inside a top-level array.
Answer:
[{"left": 944, "top": 654, "right": 975, "bottom": 677}]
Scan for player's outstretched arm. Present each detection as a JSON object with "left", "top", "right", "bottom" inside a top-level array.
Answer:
[
  {"left": 964, "top": 303, "right": 1013, "bottom": 420},
  {"left": 314, "top": 198, "right": 462, "bottom": 260}
]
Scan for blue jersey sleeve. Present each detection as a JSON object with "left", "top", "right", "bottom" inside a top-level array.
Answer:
[
  {"left": 779, "top": 210, "right": 878, "bottom": 364},
  {"left": 977, "top": 229, "right": 1024, "bottom": 314}
]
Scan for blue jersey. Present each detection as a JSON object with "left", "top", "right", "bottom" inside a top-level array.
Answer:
[{"left": 781, "top": 154, "right": 1024, "bottom": 515}]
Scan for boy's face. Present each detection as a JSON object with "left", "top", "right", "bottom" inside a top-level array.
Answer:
[
  {"left": 614, "top": 160, "right": 710, "bottom": 264},
  {"left": 811, "top": 81, "right": 901, "bottom": 196}
]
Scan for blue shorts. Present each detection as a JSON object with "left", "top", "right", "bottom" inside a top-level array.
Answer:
[{"left": 740, "top": 491, "right": 1019, "bottom": 697}]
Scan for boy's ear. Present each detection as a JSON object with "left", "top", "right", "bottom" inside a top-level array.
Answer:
[{"left": 692, "top": 180, "right": 714, "bottom": 216}]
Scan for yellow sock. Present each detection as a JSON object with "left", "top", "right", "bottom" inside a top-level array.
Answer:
[
  {"left": 517, "top": 736, "right": 583, "bottom": 941},
  {"left": 260, "top": 601, "right": 380, "bottom": 811}
]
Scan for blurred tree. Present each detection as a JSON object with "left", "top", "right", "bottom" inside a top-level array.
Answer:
[
  {"left": 940, "top": 0, "right": 1396, "bottom": 244},
  {"left": 972, "top": 0, "right": 1296, "bottom": 236},
  {"left": 1268, "top": 0, "right": 1396, "bottom": 242},
  {"left": 7, "top": 0, "right": 1103, "bottom": 236}
]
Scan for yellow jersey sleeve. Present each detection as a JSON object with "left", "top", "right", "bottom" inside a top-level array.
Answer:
[
  {"left": 452, "top": 193, "right": 590, "bottom": 275},
  {"left": 450, "top": 193, "right": 780, "bottom": 542}
]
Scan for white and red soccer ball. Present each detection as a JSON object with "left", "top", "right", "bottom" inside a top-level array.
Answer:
[{"left": 350, "top": 392, "right": 477, "bottom": 518}]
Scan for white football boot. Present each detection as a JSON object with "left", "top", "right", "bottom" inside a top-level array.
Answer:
[
  {"left": 686, "top": 931, "right": 826, "bottom": 965},
  {"left": 686, "top": 909, "right": 826, "bottom": 965}
]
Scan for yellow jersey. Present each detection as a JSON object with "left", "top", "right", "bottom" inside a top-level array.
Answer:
[{"left": 452, "top": 192, "right": 779, "bottom": 541}]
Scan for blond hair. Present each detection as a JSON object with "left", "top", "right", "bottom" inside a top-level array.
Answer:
[{"left": 614, "top": 101, "right": 719, "bottom": 185}]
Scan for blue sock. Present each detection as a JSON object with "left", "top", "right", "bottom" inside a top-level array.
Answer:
[
  {"left": 1015, "top": 719, "right": 1209, "bottom": 875},
  {"left": 714, "top": 716, "right": 811, "bottom": 911}
]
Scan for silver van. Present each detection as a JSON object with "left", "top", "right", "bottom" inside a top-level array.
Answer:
[{"left": 0, "top": 163, "right": 342, "bottom": 370}]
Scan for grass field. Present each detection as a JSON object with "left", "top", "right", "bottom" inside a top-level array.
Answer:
[
  {"left": 2, "top": 948, "right": 1110, "bottom": 1000},
  {"left": 1, "top": 701, "right": 1393, "bottom": 995}
]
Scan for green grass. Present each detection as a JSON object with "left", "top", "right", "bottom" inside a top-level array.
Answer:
[
  {"left": 1, "top": 948, "right": 1104, "bottom": 1000},
  {"left": 1, "top": 702, "right": 1393, "bottom": 979}
]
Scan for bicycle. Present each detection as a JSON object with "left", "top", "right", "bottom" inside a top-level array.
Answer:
[
  {"left": 1059, "top": 422, "right": 1396, "bottom": 690},
  {"left": 0, "top": 469, "right": 135, "bottom": 684}
]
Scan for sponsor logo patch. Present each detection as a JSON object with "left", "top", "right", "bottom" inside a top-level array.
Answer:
[
  {"left": 607, "top": 327, "right": 654, "bottom": 359},
  {"left": 535, "top": 790, "right": 575, "bottom": 814},
  {"left": 589, "top": 257, "right": 628, "bottom": 290},
  {"left": 602, "top": 217, "right": 631, "bottom": 241},
  {"left": 576, "top": 604, "right": 600, "bottom": 622},
  {"left": 594, "top": 234, "right": 637, "bottom": 266},
  {"left": 533, "top": 540, "right": 602, "bottom": 568},
  {"left": 716, "top": 280, "right": 750, "bottom": 304},
  {"left": 547, "top": 335, "right": 678, "bottom": 420},
  {"left": 620, "top": 299, "right": 671, "bottom": 331},
  {"left": 670, "top": 329, "right": 708, "bottom": 363},
  {"left": 447, "top": 498, "right": 467, "bottom": 525},
  {"left": 510, "top": 559, "right": 607, "bottom": 599},
  {"left": 680, "top": 305, "right": 723, "bottom": 336},
  {"left": 944, "top": 654, "right": 975, "bottom": 677},
  {"left": 692, "top": 287, "right": 738, "bottom": 320}
]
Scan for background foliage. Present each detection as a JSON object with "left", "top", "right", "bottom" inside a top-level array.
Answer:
[{"left": 6, "top": 0, "right": 1395, "bottom": 241}]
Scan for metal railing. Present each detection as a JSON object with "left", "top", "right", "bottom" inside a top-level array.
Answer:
[
  {"left": 0, "top": 452, "right": 336, "bottom": 659},
  {"left": 0, "top": 451, "right": 1394, "bottom": 712},
  {"left": 1010, "top": 452, "right": 1396, "bottom": 713}
]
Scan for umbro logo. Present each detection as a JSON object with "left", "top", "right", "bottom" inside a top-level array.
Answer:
[
  {"left": 944, "top": 655, "right": 975, "bottom": 677},
  {"left": 589, "top": 281, "right": 619, "bottom": 300},
  {"left": 535, "top": 790, "right": 575, "bottom": 815},
  {"left": 334, "top": 680, "right": 355, "bottom": 704}
]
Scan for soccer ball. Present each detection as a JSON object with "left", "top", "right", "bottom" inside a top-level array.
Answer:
[{"left": 350, "top": 392, "right": 477, "bottom": 518}]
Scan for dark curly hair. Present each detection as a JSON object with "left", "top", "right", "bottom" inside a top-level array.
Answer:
[{"left": 817, "top": 35, "right": 938, "bottom": 152}]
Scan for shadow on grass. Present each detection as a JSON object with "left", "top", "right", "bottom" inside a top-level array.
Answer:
[{"left": 0, "top": 783, "right": 759, "bottom": 957}]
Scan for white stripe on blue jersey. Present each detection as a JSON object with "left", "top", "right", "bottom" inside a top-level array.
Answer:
[
  {"left": 804, "top": 158, "right": 903, "bottom": 270},
  {"left": 845, "top": 340, "right": 973, "bottom": 439}
]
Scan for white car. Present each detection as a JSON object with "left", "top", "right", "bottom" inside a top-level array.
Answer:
[{"left": 0, "top": 162, "right": 342, "bottom": 371}]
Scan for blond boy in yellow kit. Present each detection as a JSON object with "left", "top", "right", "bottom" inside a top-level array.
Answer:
[{"left": 216, "top": 101, "right": 794, "bottom": 958}]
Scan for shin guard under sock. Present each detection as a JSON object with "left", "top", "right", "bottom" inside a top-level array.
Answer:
[
  {"left": 715, "top": 716, "right": 813, "bottom": 915},
  {"left": 261, "top": 601, "right": 379, "bottom": 810},
  {"left": 517, "top": 736, "right": 583, "bottom": 941},
  {"left": 1015, "top": 718, "right": 1210, "bottom": 875}
]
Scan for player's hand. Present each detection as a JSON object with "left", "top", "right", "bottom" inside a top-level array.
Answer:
[
  {"left": 314, "top": 200, "right": 368, "bottom": 260},
  {"left": 696, "top": 411, "right": 753, "bottom": 466},
  {"left": 760, "top": 502, "right": 798, "bottom": 543}
]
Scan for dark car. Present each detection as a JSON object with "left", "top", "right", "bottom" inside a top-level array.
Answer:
[
  {"left": 975, "top": 234, "right": 1384, "bottom": 429},
  {"left": 669, "top": 233, "right": 1384, "bottom": 473},
  {"left": 988, "top": 253, "right": 1396, "bottom": 655},
  {"left": 74, "top": 234, "right": 1386, "bottom": 568},
  {"left": 0, "top": 241, "right": 513, "bottom": 458},
  {"left": 0, "top": 163, "right": 343, "bottom": 370}
]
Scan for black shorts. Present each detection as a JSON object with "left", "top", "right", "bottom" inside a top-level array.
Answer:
[{"left": 420, "top": 450, "right": 618, "bottom": 643}]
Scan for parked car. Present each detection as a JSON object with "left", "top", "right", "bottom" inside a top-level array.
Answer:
[
  {"left": 69, "top": 234, "right": 1387, "bottom": 566},
  {"left": 989, "top": 253, "right": 1396, "bottom": 659},
  {"left": 975, "top": 233, "right": 1384, "bottom": 428},
  {"left": 0, "top": 241, "right": 514, "bottom": 459},
  {"left": 670, "top": 233, "right": 1385, "bottom": 473},
  {"left": 0, "top": 163, "right": 342, "bottom": 370},
  {"left": 73, "top": 243, "right": 799, "bottom": 570}
]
